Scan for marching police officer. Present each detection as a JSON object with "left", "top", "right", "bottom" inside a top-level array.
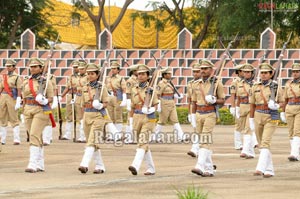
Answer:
[
  {"left": 152, "top": 67, "right": 185, "bottom": 143},
  {"left": 124, "top": 64, "right": 139, "bottom": 143},
  {"left": 249, "top": 63, "right": 284, "bottom": 177},
  {"left": 105, "top": 61, "right": 127, "bottom": 135},
  {"left": 76, "top": 61, "right": 88, "bottom": 142},
  {"left": 23, "top": 57, "right": 54, "bottom": 173},
  {"left": 78, "top": 63, "right": 110, "bottom": 174},
  {"left": 61, "top": 60, "right": 83, "bottom": 140},
  {"left": 282, "top": 63, "right": 300, "bottom": 161},
  {"left": 187, "top": 63, "right": 202, "bottom": 157},
  {"left": 236, "top": 64, "right": 256, "bottom": 158},
  {"left": 190, "top": 59, "right": 225, "bottom": 177},
  {"left": 128, "top": 64, "right": 158, "bottom": 175},
  {"left": 229, "top": 64, "right": 244, "bottom": 150},
  {"left": 0, "top": 59, "right": 22, "bottom": 145}
]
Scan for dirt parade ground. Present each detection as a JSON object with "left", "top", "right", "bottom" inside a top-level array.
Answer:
[{"left": 1, "top": 124, "right": 300, "bottom": 199}]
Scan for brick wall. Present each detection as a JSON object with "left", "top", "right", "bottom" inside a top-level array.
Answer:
[{"left": 1, "top": 49, "right": 299, "bottom": 107}]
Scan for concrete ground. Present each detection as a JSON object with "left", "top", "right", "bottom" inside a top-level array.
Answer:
[{"left": 1, "top": 124, "right": 300, "bottom": 199}]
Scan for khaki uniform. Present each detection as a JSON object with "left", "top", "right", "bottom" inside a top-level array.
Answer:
[
  {"left": 249, "top": 81, "right": 283, "bottom": 149},
  {"left": 0, "top": 72, "right": 22, "bottom": 127},
  {"left": 22, "top": 76, "right": 54, "bottom": 147},
  {"left": 106, "top": 74, "right": 126, "bottom": 123},
  {"left": 157, "top": 78, "right": 178, "bottom": 124},
  {"left": 191, "top": 77, "right": 225, "bottom": 149},
  {"left": 82, "top": 84, "right": 111, "bottom": 149},
  {"left": 284, "top": 80, "right": 300, "bottom": 138},
  {"left": 230, "top": 77, "right": 243, "bottom": 132},
  {"left": 236, "top": 79, "right": 252, "bottom": 135},
  {"left": 131, "top": 82, "right": 158, "bottom": 151},
  {"left": 126, "top": 75, "right": 138, "bottom": 123},
  {"left": 65, "top": 74, "right": 83, "bottom": 122}
]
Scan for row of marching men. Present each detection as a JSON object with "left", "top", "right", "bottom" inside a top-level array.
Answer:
[
  {"left": 186, "top": 60, "right": 300, "bottom": 178},
  {"left": 1, "top": 57, "right": 300, "bottom": 178}
]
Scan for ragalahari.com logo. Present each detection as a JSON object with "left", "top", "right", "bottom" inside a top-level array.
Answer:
[{"left": 257, "top": 1, "right": 298, "bottom": 12}]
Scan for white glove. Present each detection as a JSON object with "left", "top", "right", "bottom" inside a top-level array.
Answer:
[
  {"left": 108, "top": 91, "right": 114, "bottom": 97},
  {"left": 268, "top": 99, "right": 280, "bottom": 110},
  {"left": 205, "top": 95, "right": 217, "bottom": 104},
  {"left": 191, "top": 113, "right": 196, "bottom": 128},
  {"left": 120, "top": 93, "right": 127, "bottom": 107},
  {"left": 174, "top": 93, "right": 184, "bottom": 99},
  {"left": 142, "top": 106, "right": 156, "bottom": 114},
  {"left": 126, "top": 99, "right": 131, "bottom": 111},
  {"left": 20, "top": 113, "right": 25, "bottom": 124},
  {"left": 157, "top": 100, "right": 161, "bottom": 113},
  {"left": 229, "top": 107, "right": 235, "bottom": 116},
  {"left": 35, "top": 94, "right": 48, "bottom": 105},
  {"left": 92, "top": 100, "right": 103, "bottom": 110},
  {"left": 58, "top": 96, "right": 62, "bottom": 103},
  {"left": 70, "top": 94, "right": 76, "bottom": 104},
  {"left": 15, "top": 96, "right": 22, "bottom": 110},
  {"left": 187, "top": 114, "right": 192, "bottom": 123},
  {"left": 249, "top": 118, "right": 255, "bottom": 131},
  {"left": 51, "top": 96, "right": 58, "bottom": 109},
  {"left": 280, "top": 112, "right": 287, "bottom": 123},
  {"left": 129, "top": 117, "right": 133, "bottom": 131},
  {"left": 236, "top": 107, "right": 240, "bottom": 119}
]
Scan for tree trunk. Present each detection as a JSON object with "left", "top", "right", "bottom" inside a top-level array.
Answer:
[
  {"left": 193, "top": 13, "right": 212, "bottom": 48},
  {"left": 7, "top": 15, "right": 23, "bottom": 49}
]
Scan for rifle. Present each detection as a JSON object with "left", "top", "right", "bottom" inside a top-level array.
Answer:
[
  {"left": 117, "top": 51, "right": 130, "bottom": 67},
  {"left": 57, "top": 92, "right": 63, "bottom": 140},
  {"left": 96, "top": 50, "right": 112, "bottom": 101},
  {"left": 253, "top": 49, "right": 268, "bottom": 82},
  {"left": 207, "top": 44, "right": 216, "bottom": 61},
  {"left": 208, "top": 33, "right": 239, "bottom": 96},
  {"left": 169, "top": 80, "right": 180, "bottom": 96},
  {"left": 219, "top": 41, "right": 237, "bottom": 66},
  {"left": 74, "top": 50, "right": 87, "bottom": 64},
  {"left": 71, "top": 80, "right": 77, "bottom": 142},
  {"left": 38, "top": 35, "right": 59, "bottom": 129},
  {"left": 269, "top": 32, "right": 292, "bottom": 121},
  {"left": 143, "top": 50, "right": 168, "bottom": 109}
]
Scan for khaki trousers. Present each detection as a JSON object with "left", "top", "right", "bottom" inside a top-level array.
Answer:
[
  {"left": 24, "top": 105, "right": 49, "bottom": 147},
  {"left": 133, "top": 114, "right": 156, "bottom": 151},
  {"left": 285, "top": 105, "right": 300, "bottom": 139},
  {"left": 0, "top": 94, "right": 19, "bottom": 127},
  {"left": 107, "top": 96, "right": 123, "bottom": 123},
  {"left": 254, "top": 111, "right": 277, "bottom": 149},
  {"left": 157, "top": 99, "right": 179, "bottom": 124}
]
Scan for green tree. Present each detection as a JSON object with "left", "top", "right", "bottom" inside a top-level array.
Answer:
[
  {"left": 215, "top": 0, "right": 299, "bottom": 48},
  {"left": 0, "top": 0, "right": 58, "bottom": 49}
]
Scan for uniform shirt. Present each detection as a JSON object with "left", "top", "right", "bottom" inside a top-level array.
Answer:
[
  {"left": 48, "top": 74, "right": 57, "bottom": 90},
  {"left": 0, "top": 72, "right": 22, "bottom": 90},
  {"left": 249, "top": 80, "right": 284, "bottom": 105},
  {"left": 78, "top": 74, "right": 88, "bottom": 93},
  {"left": 230, "top": 76, "right": 242, "bottom": 95},
  {"left": 236, "top": 79, "right": 253, "bottom": 101},
  {"left": 106, "top": 74, "right": 126, "bottom": 93},
  {"left": 156, "top": 78, "right": 174, "bottom": 96},
  {"left": 126, "top": 75, "right": 138, "bottom": 95},
  {"left": 82, "top": 83, "right": 108, "bottom": 106},
  {"left": 284, "top": 79, "right": 300, "bottom": 99},
  {"left": 66, "top": 74, "right": 80, "bottom": 93},
  {"left": 22, "top": 75, "right": 54, "bottom": 99},
  {"left": 191, "top": 77, "right": 225, "bottom": 106},
  {"left": 131, "top": 82, "right": 159, "bottom": 110},
  {"left": 186, "top": 79, "right": 194, "bottom": 99}
]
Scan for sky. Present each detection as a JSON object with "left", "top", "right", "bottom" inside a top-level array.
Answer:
[{"left": 59, "top": 0, "right": 193, "bottom": 11}]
